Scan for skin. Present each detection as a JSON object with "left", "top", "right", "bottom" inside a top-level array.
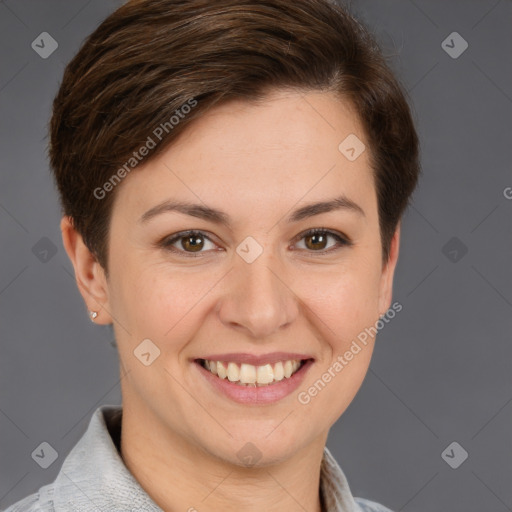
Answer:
[{"left": 61, "top": 89, "right": 400, "bottom": 512}]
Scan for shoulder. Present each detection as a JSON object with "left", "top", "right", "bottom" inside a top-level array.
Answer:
[
  {"left": 354, "top": 496, "right": 395, "bottom": 512},
  {"left": 2, "top": 487, "right": 53, "bottom": 512}
]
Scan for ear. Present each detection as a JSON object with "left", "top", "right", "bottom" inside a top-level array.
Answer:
[
  {"left": 60, "top": 216, "right": 112, "bottom": 324},
  {"left": 377, "top": 221, "right": 401, "bottom": 317}
]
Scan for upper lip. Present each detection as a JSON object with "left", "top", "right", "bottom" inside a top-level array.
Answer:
[{"left": 194, "top": 352, "right": 315, "bottom": 366}]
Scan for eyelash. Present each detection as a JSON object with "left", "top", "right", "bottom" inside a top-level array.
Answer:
[{"left": 159, "top": 228, "right": 353, "bottom": 258}]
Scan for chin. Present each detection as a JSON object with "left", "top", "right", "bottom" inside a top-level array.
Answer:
[{"left": 204, "top": 426, "right": 309, "bottom": 469}]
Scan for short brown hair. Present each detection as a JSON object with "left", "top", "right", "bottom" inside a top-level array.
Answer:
[{"left": 49, "top": 0, "right": 420, "bottom": 275}]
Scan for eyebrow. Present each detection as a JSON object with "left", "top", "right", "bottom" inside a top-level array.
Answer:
[{"left": 139, "top": 194, "right": 365, "bottom": 226}]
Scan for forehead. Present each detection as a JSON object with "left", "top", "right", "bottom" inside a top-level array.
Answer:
[
  {"left": 172, "top": 89, "right": 366, "bottom": 158},
  {"left": 111, "top": 89, "right": 377, "bottom": 226}
]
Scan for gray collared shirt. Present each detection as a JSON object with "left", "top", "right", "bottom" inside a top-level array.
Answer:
[{"left": 3, "top": 404, "right": 393, "bottom": 512}]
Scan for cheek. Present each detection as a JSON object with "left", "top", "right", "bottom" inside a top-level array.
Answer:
[
  {"left": 109, "top": 265, "right": 210, "bottom": 389},
  {"left": 297, "top": 261, "right": 382, "bottom": 336},
  {"left": 110, "top": 252, "right": 201, "bottom": 322},
  {"left": 109, "top": 239, "right": 383, "bottom": 346},
  {"left": 129, "top": 268, "right": 211, "bottom": 336},
  {"left": 294, "top": 266, "right": 380, "bottom": 426}
]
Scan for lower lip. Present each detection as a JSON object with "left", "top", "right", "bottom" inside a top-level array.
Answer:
[{"left": 193, "top": 359, "right": 314, "bottom": 405}]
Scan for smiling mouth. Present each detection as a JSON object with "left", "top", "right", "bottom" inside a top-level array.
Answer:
[{"left": 195, "top": 358, "right": 311, "bottom": 387}]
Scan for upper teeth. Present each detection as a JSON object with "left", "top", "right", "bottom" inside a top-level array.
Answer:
[{"left": 202, "top": 359, "right": 303, "bottom": 386}]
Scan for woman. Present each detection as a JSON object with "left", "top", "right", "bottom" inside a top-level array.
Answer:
[{"left": 5, "top": 0, "right": 419, "bottom": 510}]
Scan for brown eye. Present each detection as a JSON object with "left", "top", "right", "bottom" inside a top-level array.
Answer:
[
  {"left": 160, "top": 228, "right": 351, "bottom": 258},
  {"left": 161, "top": 230, "right": 216, "bottom": 257},
  {"left": 304, "top": 231, "right": 329, "bottom": 251},
  {"left": 295, "top": 228, "right": 351, "bottom": 254},
  {"left": 180, "top": 233, "right": 205, "bottom": 252}
]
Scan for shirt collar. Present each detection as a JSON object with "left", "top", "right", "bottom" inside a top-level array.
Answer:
[{"left": 47, "top": 404, "right": 362, "bottom": 512}]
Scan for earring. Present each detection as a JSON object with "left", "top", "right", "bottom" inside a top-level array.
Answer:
[{"left": 89, "top": 310, "right": 98, "bottom": 321}]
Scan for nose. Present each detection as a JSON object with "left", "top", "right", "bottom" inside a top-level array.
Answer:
[{"left": 216, "top": 249, "right": 299, "bottom": 339}]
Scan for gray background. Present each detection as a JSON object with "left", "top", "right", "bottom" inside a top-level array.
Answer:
[{"left": 1, "top": 0, "right": 511, "bottom": 510}]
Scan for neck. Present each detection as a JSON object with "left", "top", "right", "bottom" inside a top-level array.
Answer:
[{"left": 119, "top": 398, "right": 327, "bottom": 512}]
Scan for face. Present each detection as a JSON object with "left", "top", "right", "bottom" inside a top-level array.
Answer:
[{"left": 66, "top": 89, "right": 399, "bottom": 467}]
